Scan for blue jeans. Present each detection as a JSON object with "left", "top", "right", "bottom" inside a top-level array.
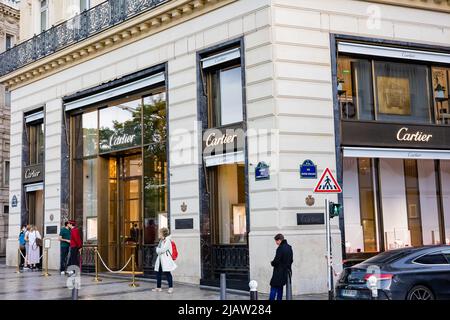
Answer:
[
  {"left": 156, "top": 264, "right": 173, "bottom": 288},
  {"left": 269, "top": 286, "right": 283, "bottom": 300}
]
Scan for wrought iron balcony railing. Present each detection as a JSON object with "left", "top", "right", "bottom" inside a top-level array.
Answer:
[{"left": 0, "top": 0, "right": 169, "bottom": 78}]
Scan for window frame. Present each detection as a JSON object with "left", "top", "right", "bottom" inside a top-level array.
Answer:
[
  {"left": 3, "top": 160, "right": 9, "bottom": 186},
  {"left": 202, "top": 50, "right": 244, "bottom": 129},
  {"left": 40, "top": 0, "right": 49, "bottom": 33},
  {"left": 80, "top": 0, "right": 90, "bottom": 12},
  {"left": 337, "top": 53, "right": 438, "bottom": 125},
  {"left": 5, "top": 34, "right": 13, "bottom": 50}
]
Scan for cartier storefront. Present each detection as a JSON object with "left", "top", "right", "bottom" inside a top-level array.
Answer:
[
  {"left": 63, "top": 66, "right": 168, "bottom": 274},
  {"left": 335, "top": 38, "right": 450, "bottom": 260}
]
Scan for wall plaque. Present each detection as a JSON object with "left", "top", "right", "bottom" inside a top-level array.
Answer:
[
  {"left": 297, "top": 213, "right": 324, "bottom": 225},
  {"left": 175, "top": 218, "right": 194, "bottom": 230},
  {"left": 46, "top": 226, "right": 58, "bottom": 235}
]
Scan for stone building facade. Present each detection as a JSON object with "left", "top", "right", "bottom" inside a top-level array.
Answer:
[
  {"left": 1, "top": 0, "right": 450, "bottom": 295},
  {"left": 0, "top": 0, "right": 19, "bottom": 256}
]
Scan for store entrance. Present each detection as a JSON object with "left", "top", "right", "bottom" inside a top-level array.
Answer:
[{"left": 104, "top": 151, "right": 143, "bottom": 272}]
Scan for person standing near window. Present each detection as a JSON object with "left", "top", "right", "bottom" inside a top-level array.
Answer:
[
  {"left": 152, "top": 228, "right": 177, "bottom": 294},
  {"left": 18, "top": 225, "right": 27, "bottom": 270},
  {"left": 269, "top": 234, "right": 293, "bottom": 301},
  {"left": 59, "top": 221, "right": 71, "bottom": 275},
  {"left": 68, "top": 220, "right": 82, "bottom": 271},
  {"left": 27, "top": 225, "right": 42, "bottom": 271}
]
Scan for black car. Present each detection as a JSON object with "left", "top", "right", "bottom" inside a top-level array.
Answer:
[{"left": 336, "top": 245, "right": 450, "bottom": 300}]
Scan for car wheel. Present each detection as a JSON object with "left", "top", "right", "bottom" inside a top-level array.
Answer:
[{"left": 407, "top": 285, "right": 435, "bottom": 300}]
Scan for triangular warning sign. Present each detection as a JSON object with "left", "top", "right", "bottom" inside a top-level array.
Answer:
[{"left": 314, "top": 168, "right": 342, "bottom": 193}]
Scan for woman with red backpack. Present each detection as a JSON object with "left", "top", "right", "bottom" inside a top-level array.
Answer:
[{"left": 152, "top": 227, "right": 177, "bottom": 294}]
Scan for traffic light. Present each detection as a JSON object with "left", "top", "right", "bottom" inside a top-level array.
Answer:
[{"left": 329, "top": 202, "right": 342, "bottom": 218}]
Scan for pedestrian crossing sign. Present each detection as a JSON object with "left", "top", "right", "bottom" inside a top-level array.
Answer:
[{"left": 314, "top": 168, "right": 342, "bottom": 193}]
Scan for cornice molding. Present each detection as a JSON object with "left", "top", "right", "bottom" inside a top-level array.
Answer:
[
  {"left": 0, "top": 3, "right": 20, "bottom": 19},
  {"left": 0, "top": 0, "right": 236, "bottom": 90},
  {"left": 365, "top": 0, "right": 450, "bottom": 13}
]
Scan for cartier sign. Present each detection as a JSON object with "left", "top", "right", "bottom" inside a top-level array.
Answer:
[
  {"left": 100, "top": 132, "right": 137, "bottom": 152},
  {"left": 342, "top": 121, "right": 449, "bottom": 149},
  {"left": 203, "top": 125, "right": 244, "bottom": 156},
  {"left": 23, "top": 164, "right": 44, "bottom": 184},
  {"left": 396, "top": 127, "right": 432, "bottom": 142}
]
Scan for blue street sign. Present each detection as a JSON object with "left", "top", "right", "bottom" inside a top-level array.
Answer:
[
  {"left": 11, "top": 195, "right": 18, "bottom": 208},
  {"left": 300, "top": 160, "right": 317, "bottom": 179},
  {"left": 255, "top": 162, "right": 270, "bottom": 181}
]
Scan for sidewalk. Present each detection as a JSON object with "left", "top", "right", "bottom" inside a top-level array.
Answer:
[{"left": 0, "top": 258, "right": 327, "bottom": 300}]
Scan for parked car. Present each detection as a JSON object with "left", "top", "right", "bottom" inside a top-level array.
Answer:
[{"left": 336, "top": 245, "right": 450, "bottom": 300}]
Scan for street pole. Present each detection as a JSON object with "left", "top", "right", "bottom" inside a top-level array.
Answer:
[{"left": 325, "top": 197, "right": 333, "bottom": 300}]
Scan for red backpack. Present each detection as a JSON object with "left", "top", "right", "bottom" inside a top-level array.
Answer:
[{"left": 171, "top": 240, "right": 178, "bottom": 261}]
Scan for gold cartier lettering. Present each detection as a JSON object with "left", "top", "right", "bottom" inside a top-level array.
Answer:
[
  {"left": 396, "top": 127, "right": 432, "bottom": 142},
  {"left": 206, "top": 132, "right": 238, "bottom": 147}
]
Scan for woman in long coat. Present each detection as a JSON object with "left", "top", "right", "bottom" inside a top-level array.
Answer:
[
  {"left": 27, "top": 225, "right": 42, "bottom": 270},
  {"left": 152, "top": 228, "right": 177, "bottom": 294}
]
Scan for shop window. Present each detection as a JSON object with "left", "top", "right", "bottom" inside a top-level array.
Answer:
[
  {"left": 344, "top": 157, "right": 445, "bottom": 255},
  {"left": 209, "top": 164, "right": 246, "bottom": 245},
  {"left": 338, "top": 56, "right": 434, "bottom": 124},
  {"left": 70, "top": 82, "right": 167, "bottom": 271},
  {"left": 99, "top": 97, "right": 142, "bottom": 153},
  {"left": 26, "top": 118, "right": 44, "bottom": 165},
  {"left": 432, "top": 67, "right": 450, "bottom": 125}
]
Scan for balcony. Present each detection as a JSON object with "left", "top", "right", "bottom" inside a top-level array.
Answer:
[{"left": 0, "top": 0, "right": 169, "bottom": 78}]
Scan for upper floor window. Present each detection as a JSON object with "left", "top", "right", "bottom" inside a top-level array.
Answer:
[
  {"left": 25, "top": 110, "right": 44, "bottom": 165},
  {"left": 338, "top": 56, "right": 436, "bottom": 124},
  {"left": 202, "top": 47, "right": 244, "bottom": 128},
  {"left": 80, "top": 0, "right": 90, "bottom": 11},
  {"left": 5, "top": 34, "right": 13, "bottom": 50},
  {"left": 3, "top": 160, "right": 9, "bottom": 186},
  {"left": 5, "top": 91, "right": 11, "bottom": 107},
  {"left": 40, "top": 0, "right": 49, "bottom": 33}
]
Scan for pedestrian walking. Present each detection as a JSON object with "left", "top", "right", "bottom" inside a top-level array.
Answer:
[
  {"left": 269, "top": 233, "right": 293, "bottom": 301},
  {"left": 68, "top": 220, "right": 82, "bottom": 271},
  {"left": 152, "top": 228, "right": 177, "bottom": 294},
  {"left": 59, "top": 221, "right": 71, "bottom": 275},
  {"left": 18, "top": 225, "right": 27, "bottom": 269},
  {"left": 27, "top": 225, "right": 42, "bottom": 271}
]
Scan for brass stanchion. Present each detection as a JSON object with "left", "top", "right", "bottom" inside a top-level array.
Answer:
[
  {"left": 42, "top": 248, "right": 50, "bottom": 277},
  {"left": 16, "top": 249, "right": 21, "bottom": 274},
  {"left": 93, "top": 247, "right": 102, "bottom": 282},
  {"left": 129, "top": 253, "right": 139, "bottom": 287}
]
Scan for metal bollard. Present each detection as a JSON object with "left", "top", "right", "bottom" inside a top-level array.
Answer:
[
  {"left": 71, "top": 287, "right": 78, "bottom": 300},
  {"left": 286, "top": 272, "right": 293, "bottom": 300},
  {"left": 129, "top": 253, "right": 139, "bottom": 287},
  {"left": 249, "top": 280, "right": 258, "bottom": 300},
  {"left": 42, "top": 248, "right": 50, "bottom": 277},
  {"left": 220, "top": 273, "right": 227, "bottom": 300}
]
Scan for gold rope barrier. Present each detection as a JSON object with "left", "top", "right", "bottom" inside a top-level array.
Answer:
[
  {"left": 93, "top": 248, "right": 102, "bottom": 282},
  {"left": 129, "top": 253, "right": 139, "bottom": 288},
  {"left": 16, "top": 249, "right": 21, "bottom": 274},
  {"left": 41, "top": 247, "right": 51, "bottom": 277}
]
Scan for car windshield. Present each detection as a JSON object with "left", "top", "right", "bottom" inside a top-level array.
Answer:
[{"left": 363, "top": 249, "right": 413, "bottom": 264}]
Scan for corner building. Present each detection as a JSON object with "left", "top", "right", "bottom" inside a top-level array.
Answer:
[{"left": 2, "top": 0, "right": 450, "bottom": 295}]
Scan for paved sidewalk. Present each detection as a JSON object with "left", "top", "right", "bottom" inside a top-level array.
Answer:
[{"left": 0, "top": 258, "right": 327, "bottom": 300}]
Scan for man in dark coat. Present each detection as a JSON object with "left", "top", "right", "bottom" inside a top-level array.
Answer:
[{"left": 269, "top": 234, "right": 293, "bottom": 300}]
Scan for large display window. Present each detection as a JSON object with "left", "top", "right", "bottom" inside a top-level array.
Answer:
[
  {"left": 343, "top": 157, "right": 450, "bottom": 255},
  {"left": 70, "top": 85, "right": 167, "bottom": 272}
]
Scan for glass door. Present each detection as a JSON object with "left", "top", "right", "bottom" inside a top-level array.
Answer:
[{"left": 118, "top": 153, "right": 143, "bottom": 271}]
